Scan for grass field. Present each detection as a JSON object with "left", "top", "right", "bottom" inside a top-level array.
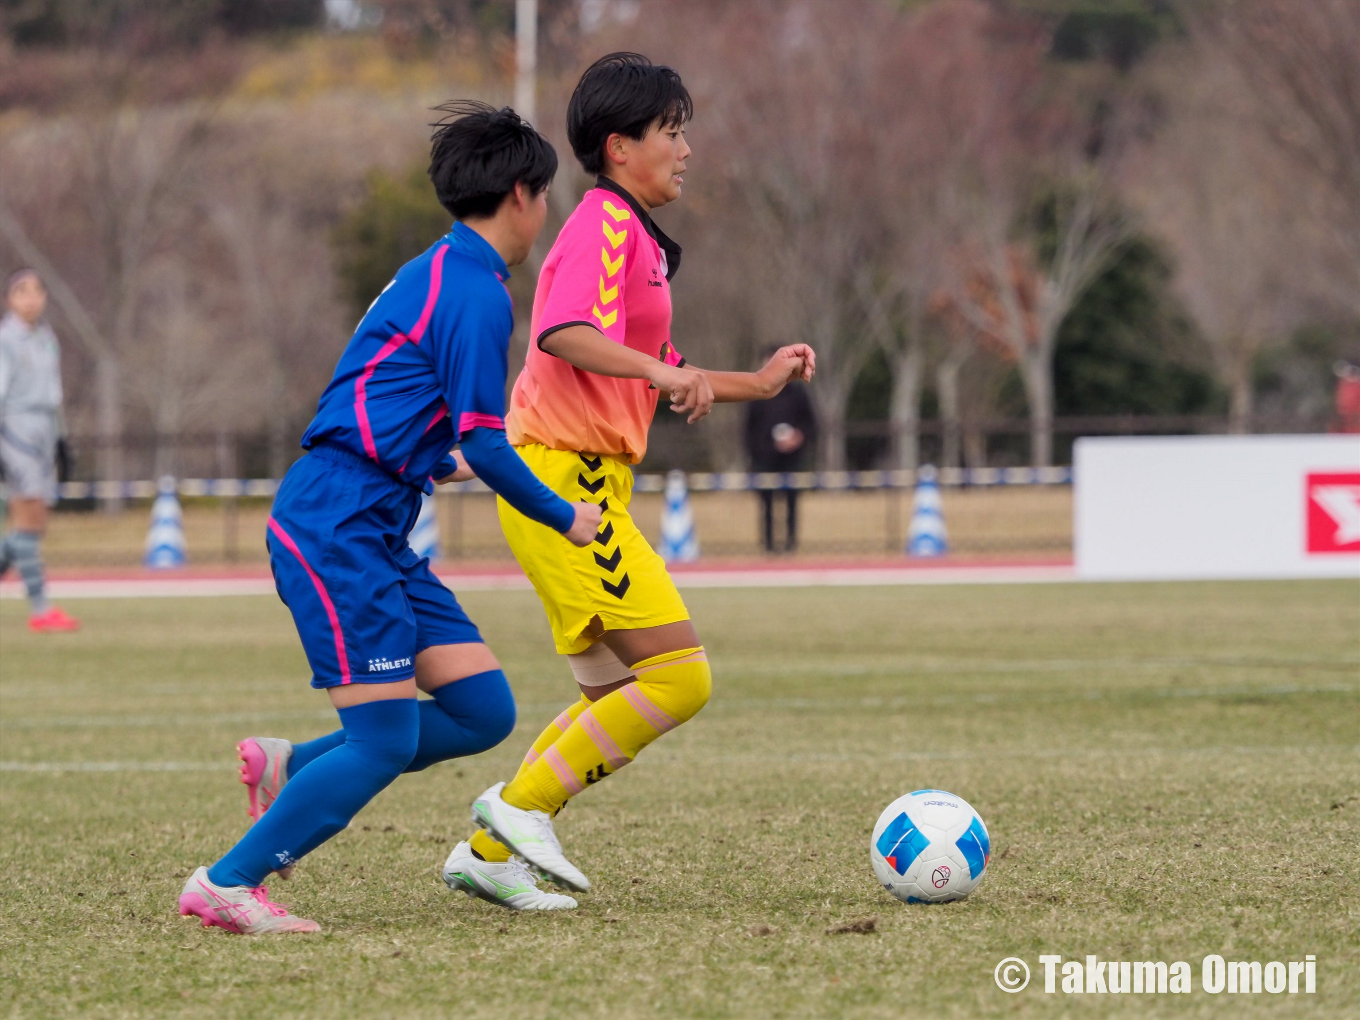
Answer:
[{"left": 1, "top": 581, "right": 1357, "bottom": 1018}]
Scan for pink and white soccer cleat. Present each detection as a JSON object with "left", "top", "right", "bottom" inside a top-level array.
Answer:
[
  {"left": 238, "top": 736, "right": 292, "bottom": 821},
  {"left": 177, "top": 867, "right": 319, "bottom": 934}
]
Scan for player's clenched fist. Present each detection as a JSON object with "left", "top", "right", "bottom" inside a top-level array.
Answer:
[
  {"left": 759, "top": 344, "right": 817, "bottom": 393},
  {"left": 656, "top": 364, "right": 715, "bottom": 423},
  {"left": 564, "top": 501, "right": 605, "bottom": 547}
]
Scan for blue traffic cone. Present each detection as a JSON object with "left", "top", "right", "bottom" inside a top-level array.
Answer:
[
  {"left": 144, "top": 475, "right": 187, "bottom": 568},
  {"left": 408, "top": 491, "right": 441, "bottom": 562},
  {"left": 906, "top": 464, "right": 949, "bottom": 557},
  {"left": 659, "top": 469, "right": 699, "bottom": 563}
]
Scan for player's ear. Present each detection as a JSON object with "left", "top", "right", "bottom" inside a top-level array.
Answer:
[{"left": 604, "top": 132, "right": 628, "bottom": 166}]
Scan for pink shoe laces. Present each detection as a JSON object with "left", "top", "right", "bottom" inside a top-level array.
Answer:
[{"left": 249, "top": 887, "right": 290, "bottom": 917}]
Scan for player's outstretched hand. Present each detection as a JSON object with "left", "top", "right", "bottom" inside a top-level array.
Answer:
[
  {"left": 657, "top": 365, "right": 715, "bottom": 424},
  {"left": 564, "top": 501, "right": 605, "bottom": 547},
  {"left": 759, "top": 344, "right": 817, "bottom": 395},
  {"left": 434, "top": 449, "right": 477, "bottom": 484}
]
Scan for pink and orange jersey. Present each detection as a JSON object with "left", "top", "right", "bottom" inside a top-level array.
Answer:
[{"left": 507, "top": 177, "right": 684, "bottom": 463}]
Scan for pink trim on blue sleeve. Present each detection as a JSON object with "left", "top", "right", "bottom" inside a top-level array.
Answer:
[{"left": 458, "top": 412, "right": 505, "bottom": 434}]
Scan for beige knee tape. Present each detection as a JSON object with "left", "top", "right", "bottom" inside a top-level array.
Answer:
[{"left": 567, "top": 642, "right": 634, "bottom": 687}]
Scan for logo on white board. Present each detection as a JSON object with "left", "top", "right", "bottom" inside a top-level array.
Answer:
[{"left": 1306, "top": 472, "right": 1360, "bottom": 553}]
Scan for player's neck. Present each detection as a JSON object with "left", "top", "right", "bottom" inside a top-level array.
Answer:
[
  {"left": 460, "top": 217, "right": 518, "bottom": 268},
  {"left": 600, "top": 172, "right": 654, "bottom": 214}
]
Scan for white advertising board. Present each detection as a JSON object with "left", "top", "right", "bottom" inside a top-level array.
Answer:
[{"left": 1075, "top": 434, "right": 1360, "bottom": 580}]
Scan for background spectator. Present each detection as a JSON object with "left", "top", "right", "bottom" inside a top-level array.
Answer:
[
  {"left": 1333, "top": 362, "right": 1360, "bottom": 433},
  {"left": 0, "top": 270, "right": 79, "bottom": 630},
  {"left": 744, "top": 346, "right": 818, "bottom": 553}
]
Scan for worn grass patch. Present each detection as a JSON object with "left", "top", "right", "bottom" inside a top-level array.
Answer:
[{"left": 1, "top": 581, "right": 1356, "bottom": 1018}]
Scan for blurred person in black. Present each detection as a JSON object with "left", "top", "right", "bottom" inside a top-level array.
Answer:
[{"left": 744, "top": 346, "right": 817, "bottom": 553}]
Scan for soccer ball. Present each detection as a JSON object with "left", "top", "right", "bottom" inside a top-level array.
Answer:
[{"left": 870, "top": 789, "right": 990, "bottom": 903}]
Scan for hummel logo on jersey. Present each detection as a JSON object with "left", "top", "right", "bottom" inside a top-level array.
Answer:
[{"left": 368, "top": 656, "right": 413, "bottom": 673}]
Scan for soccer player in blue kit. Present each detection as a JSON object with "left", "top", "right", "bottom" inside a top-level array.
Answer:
[{"left": 177, "top": 103, "right": 602, "bottom": 934}]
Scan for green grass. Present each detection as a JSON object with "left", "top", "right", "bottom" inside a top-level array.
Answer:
[{"left": 1, "top": 581, "right": 1357, "bottom": 1019}]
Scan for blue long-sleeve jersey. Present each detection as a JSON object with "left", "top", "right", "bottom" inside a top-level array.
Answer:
[{"left": 301, "top": 222, "right": 573, "bottom": 532}]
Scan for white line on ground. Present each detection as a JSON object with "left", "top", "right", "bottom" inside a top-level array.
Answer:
[
  {"left": 711, "top": 683, "right": 1359, "bottom": 712},
  {"left": 721, "top": 656, "right": 1359, "bottom": 676},
  {"left": 3, "top": 683, "right": 1351, "bottom": 731},
  {"left": 688, "top": 743, "right": 1360, "bottom": 765},
  {"left": 0, "top": 761, "right": 235, "bottom": 772},
  {"left": 0, "top": 708, "right": 337, "bottom": 730},
  {"left": 0, "top": 578, "right": 281, "bottom": 599},
  {"left": 5, "top": 742, "right": 1354, "bottom": 774},
  {"left": 0, "top": 565, "right": 1078, "bottom": 600}
]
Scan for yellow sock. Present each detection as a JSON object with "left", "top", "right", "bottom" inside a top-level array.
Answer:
[
  {"left": 513, "top": 696, "right": 591, "bottom": 784},
  {"left": 502, "top": 647, "right": 711, "bottom": 815},
  {"left": 471, "top": 696, "right": 591, "bottom": 861},
  {"left": 469, "top": 828, "right": 513, "bottom": 863}
]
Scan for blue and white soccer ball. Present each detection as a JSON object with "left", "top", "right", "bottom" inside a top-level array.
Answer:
[{"left": 870, "top": 789, "right": 990, "bottom": 903}]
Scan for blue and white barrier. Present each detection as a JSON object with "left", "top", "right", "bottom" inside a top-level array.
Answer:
[
  {"left": 59, "top": 478, "right": 279, "bottom": 500},
  {"left": 58, "top": 464, "right": 1072, "bottom": 502},
  {"left": 430, "top": 465, "right": 1072, "bottom": 495}
]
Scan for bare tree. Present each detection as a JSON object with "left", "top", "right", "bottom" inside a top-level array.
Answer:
[
  {"left": 1128, "top": 43, "right": 1306, "bottom": 432},
  {"left": 899, "top": 3, "right": 1133, "bottom": 468},
  {"left": 867, "top": 0, "right": 1033, "bottom": 471},
  {"left": 1204, "top": 0, "right": 1360, "bottom": 319},
  {"left": 614, "top": 0, "right": 912, "bottom": 469},
  {"left": 1, "top": 101, "right": 213, "bottom": 503}
]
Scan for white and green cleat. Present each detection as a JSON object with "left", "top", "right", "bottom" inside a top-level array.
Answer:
[
  {"left": 442, "top": 841, "right": 578, "bottom": 911},
  {"left": 470, "top": 781, "right": 590, "bottom": 893}
]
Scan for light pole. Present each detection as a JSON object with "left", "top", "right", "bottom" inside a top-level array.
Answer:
[{"left": 515, "top": 0, "right": 537, "bottom": 126}]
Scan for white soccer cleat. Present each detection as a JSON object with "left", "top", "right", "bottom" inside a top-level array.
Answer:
[
  {"left": 442, "top": 841, "right": 578, "bottom": 911},
  {"left": 471, "top": 782, "right": 590, "bottom": 893},
  {"left": 177, "top": 867, "right": 320, "bottom": 935}
]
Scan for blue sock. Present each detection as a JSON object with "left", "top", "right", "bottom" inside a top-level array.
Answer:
[
  {"left": 406, "top": 669, "right": 517, "bottom": 772},
  {"left": 287, "top": 730, "right": 346, "bottom": 778},
  {"left": 286, "top": 670, "right": 516, "bottom": 778},
  {"left": 208, "top": 698, "right": 418, "bottom": 888}
]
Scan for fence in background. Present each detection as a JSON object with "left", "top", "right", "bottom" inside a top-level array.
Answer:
[
  {"left": 31, "top": 408, "right": 1328, "bottom": 567},
  {"left": 33, "top": 469, "right": 1073, "bottom": 567}
]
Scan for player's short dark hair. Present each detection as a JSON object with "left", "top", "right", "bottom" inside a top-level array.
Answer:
[
  {"left": 428, "top": 101, "right": 557, "bottom": 220},
  {"left": 6, "top": 268, "right": 41, "bottom": 294},
  {"left": 567, "top": 52, "right": 693, "bottom": 175}
]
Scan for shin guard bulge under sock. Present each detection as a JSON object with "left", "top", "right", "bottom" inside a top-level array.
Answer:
[{"left": 502, "top": 647, "right": 711, "bottom": 815}]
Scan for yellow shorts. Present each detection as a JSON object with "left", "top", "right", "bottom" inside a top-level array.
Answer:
[{"left": 497, "top": 444, "right": 690, "bottom": 655}]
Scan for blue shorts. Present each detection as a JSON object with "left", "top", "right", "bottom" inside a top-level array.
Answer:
[{"left": 266, "top": 444, "right": 482, "bottom": 689}]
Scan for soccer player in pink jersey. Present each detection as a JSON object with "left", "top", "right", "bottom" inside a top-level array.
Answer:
[{"left": 464, "top": 53, "right": 816, "bottom": 901}]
